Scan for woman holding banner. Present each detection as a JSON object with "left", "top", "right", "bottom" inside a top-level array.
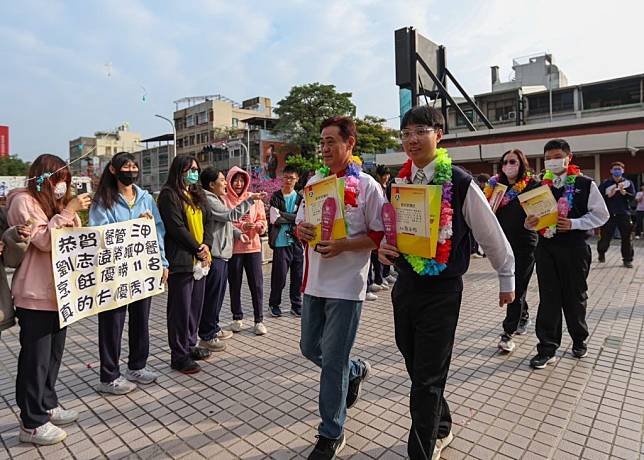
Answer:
[
  {"left": 158, "top": 156, "right": 214, "bottom": 375},
  {"left": 6, "top": 154, "right": 91, "bottom": 445},
  {"left": 89, "top": 152, "right": 168, "bottom": 395},
  {"left": 483, "top": 149, "right": 538, "bottom": 353}
]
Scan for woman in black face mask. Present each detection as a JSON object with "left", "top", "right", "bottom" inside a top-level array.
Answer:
[{"left": 89, "top": 151, "right": 169, "bottom": 395}]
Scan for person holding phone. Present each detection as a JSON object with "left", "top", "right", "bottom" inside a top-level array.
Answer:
[
  {"left": 7, "top": 154, "right": 90, "bottom": 445},
  {"left": 197, "top": 167, "right": 265, "bottom": 351},
  {"left": 89, "top": 152, "right": 168, "bottom": 394},
  {"left": 223, "top": 166, "right": 268, "bottom": 336}
]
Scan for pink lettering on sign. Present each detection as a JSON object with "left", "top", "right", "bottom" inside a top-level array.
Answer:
[
  {"left": 321, "top": 197, "right": 336, "bottom": 241},
  {"left": 382, "top": 203, "right": 397, "bottom": 246}
]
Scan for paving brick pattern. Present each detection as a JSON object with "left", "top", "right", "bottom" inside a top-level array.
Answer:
[{"left": 1, "top": 239, "right": 642, "bottom": 459}]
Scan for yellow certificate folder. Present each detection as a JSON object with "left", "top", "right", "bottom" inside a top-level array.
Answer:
[
  {"left": 391, "top": 184, "right": 442, "bottom": 259},
  {"left": 518, "top": 185, "right": 558, "bottom": 230},
  {"left": 304, "top": 175, "right": 347, "bottom": 247}
]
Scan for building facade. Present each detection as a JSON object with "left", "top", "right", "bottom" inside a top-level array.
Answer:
[
  {"left": 134, "top": 134, "right": 174, "bottom": 194},
  {"left": 380, "top": 62, "right": 644, "bottom": 189},
  {"left": 0, "top": 125, "right": 8, "bottom": 158},
  {"left": 173, "top": 95, "right": 273, "bottom": 161},
  {"left": 69, "top": 124, "right": 142, "bottom": 177}
]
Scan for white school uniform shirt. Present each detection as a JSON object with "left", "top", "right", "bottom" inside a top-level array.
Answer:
[
  {"left": 550, "top": 172, "right": 609, "bottom": 230},
  {"left": 296, "top": 171, "right": 385, "bottom": 302},
  {"left": 410, "top": 160, "right": 516, "bottom": 292}
]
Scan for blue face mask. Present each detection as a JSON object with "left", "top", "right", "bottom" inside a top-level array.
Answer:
[
  {"left": 184, "top": 170, "right": 199, "bottom": 185},
  {"left": 611, "top": 168, "right": 623, "bottom": 177}
]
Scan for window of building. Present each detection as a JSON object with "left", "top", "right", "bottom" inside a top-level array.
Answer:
[
  {"left": 197, "top": 111, "right": 208, "bottom": 125},
  {"left": 159, "top": 172, "right": 168, "bottom": 185},
  {"left": 189, "top": 135, "right": 195, "bottom": 146},
  {"left": 487, "top": 99, "right": 517, "bottom": 122},
  {"left": 159, "top": 153, "right": 168, "bottom": 169},
  {"left": 582, "top": 78, "right": 641, "bottom": 110},
  {"left": 175, "top": 118, "right": 184, "bottom": 130},
  {"left": 456, "top": 109, "right": 474, "bottom": 127},
  {"left": 527, "top": 91, "right": 574, "bottom": 116},
  {"left": 232, "top": 118, "right": 239, "bottom": 128},
  {"left": 176, "top": 138, "right": 183, "bottom": 148},
  {"left": 142, "top": 154, "right": 152, "bottom": 172},
  {"left": 186, "top": 114, "right": 195, "bottom": 127},
  {"left": 209, "top": 110, "right": 214, "bottom": 122}
]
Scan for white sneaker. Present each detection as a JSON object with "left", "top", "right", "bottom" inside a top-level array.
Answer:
[
  {"left": 377, "top": 282, "right": 389, "bottom": 290},
  {"left": 47, "top": 406, "right": 79, "bottom": 426},
  {"left": 385, "top": 275, "right": 397, "bottom": 284},
  {"left": 365, "top": 292, "right": 378, "bottom": 301},
  {"left": 125, "top": 367, "right": 158, "bottom": 384},
  {"left": 199, "top": 337, "right": 227, "bottom": 352},
  {"left": 230, "top": 320, "right": 243, "bottom": 332},
  {"left": 432, "top": 430, "right": 454, "bottom": 460},
  {"left": 216, "top": 329, "right": 234, "bottom": 340},
  {"left": 497, "top": 334, "right": 515, "bottom": 353},
  {"left": 19, "top": 422, "right": 67, "bottom": 445},
  {"left": 368, "top": 284, "right": 382, "bottom": 293},
  {"left": 97, "top": 376, "right": 137, "bottom": 395},
  {"left": 254, "top": 322, "right": 267, "bottom": 336}
]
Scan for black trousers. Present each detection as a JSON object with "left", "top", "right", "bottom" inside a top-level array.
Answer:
[
  {"left": 392, "top": 281, "right": 461, "bottom": 460},
  {"left": 636, "top": 211, "right": 644, "bottom": 237},
  {"left": 269, "top": 244, "right": 303, "bottom": 309},
  {"left": 228, "top": 252, "right": 263, "bottom": 323},
  {"left": 15, "top": 308, "right": 67, "bottom": 429},
  {"left": 598, "top": 214, "right": 634, "bottom": 262},
  {"left": 167, "top": 272, "right": 206, "bottom": 366},
  {"left": 199, "top": 258, "right": 229, "bottom": 341},
  {"left": 535, "top": 243, "right": 591, "bottom": 356},
  {"left": 98, "top": 297, "right": 151, "bottom": 383},
  {"left": 502, "top": 247, "right": 536, "bottom": 335}
]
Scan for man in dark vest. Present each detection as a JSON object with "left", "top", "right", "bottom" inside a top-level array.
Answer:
[
  {"left": 597, "top": 161, "right": 636, "bottom": 268},
  {"left": 268, "top": 165, "right": 304, "bottom": 317},
  {"left": 378, "top": 106, "right": 515, "bottom": 460},
  {"left": 525, "top": 139, "right": 609, "bottom": 369}
]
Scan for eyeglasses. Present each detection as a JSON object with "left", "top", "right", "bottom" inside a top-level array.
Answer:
[
  {"left": 399, "top": 127, "right": 434, "bottom": 141},
  {"left": 503, "top": 159, "right": 518, "bottom": 166}
]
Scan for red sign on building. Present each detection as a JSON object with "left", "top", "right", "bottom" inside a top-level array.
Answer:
[{"left": 0, "top": 126, "right": 8, "bottom": 158}]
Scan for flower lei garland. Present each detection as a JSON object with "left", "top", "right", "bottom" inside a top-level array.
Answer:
[
  {"left": 397, "top": 148, "right": 454, "bottom": 276},
  {"left": 317, "top": 155, "right": 362, "bottom": 207},
  {"left": 483, "top": 173, "right": 535, "bottom": 209},
  {"left": 539, "top": 164, "right": 580, "bottom": 238}
]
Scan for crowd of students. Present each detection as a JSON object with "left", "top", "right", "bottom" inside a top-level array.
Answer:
[{"left": 0, "top": 107, "right": 638, "bottom": 459}]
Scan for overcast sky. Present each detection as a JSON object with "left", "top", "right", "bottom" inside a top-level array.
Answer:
[{"left": 1, "top": 0, "right": 643, "bottom": 161}]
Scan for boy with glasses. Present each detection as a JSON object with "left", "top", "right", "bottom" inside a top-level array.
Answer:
[
  {"left": 379, "top": 106, "right": 515, "bottom": 460},
  {"left": 268, "top": 166, "right": 304, "bottom": 317}
]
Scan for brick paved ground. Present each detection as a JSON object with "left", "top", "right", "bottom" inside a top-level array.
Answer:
[{"left": 1, "top": 239, "right": 642, "bottom": 459}]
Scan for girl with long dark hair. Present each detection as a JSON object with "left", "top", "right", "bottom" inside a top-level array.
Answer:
[
  {"left": 7, "top": 154, "right": 91, "bottom": 445},
  {"left": 89, "top": 152, "right": 168, "bottom": 394},
  {"left": 158, "top": 155, "right": 214, "bottom": 374},
  {"left": 483, "top": 149, "right": 539, "bottom": 352}
]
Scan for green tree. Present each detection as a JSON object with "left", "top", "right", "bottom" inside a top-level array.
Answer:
[
  {"left": 355, "top": 116, "right": 400, "bottom": 155},
  {"left": 285, "top": 154, "right": 322, "bottom": 174},
  {"left": 274, "top": 83, "right": 356, "bottom": 156},
  {"left": 0, "top": 155, "right": 31, "bottom": 176}
]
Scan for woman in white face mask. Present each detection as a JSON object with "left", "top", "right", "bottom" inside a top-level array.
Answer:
[
  {"left": 483, "top": 149, "right": 539, "bottom": 354},
  {"left": 5, "top": 154, "right": 91, "bottom": 445}
]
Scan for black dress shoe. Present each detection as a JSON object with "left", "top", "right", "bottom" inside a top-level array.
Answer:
[
  {"left": 598, "top": 253, "right": 605, "bottom": 263},
  {"left": 624, "top": 261, "right": 633, "bottom": 268},
  {"left": 572, "top": 343, "right": 588, "bottom": 358},
  {"left": 530, "top": 353, "right": 556, "bottom": 369},
  {"left": 189, "top": 347, "right": 211, "bottom": 361}
]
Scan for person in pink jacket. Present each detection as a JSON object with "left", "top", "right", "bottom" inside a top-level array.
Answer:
[
  {"left": 7, "top": 154, "right": 91, "bottom": 446},
  {"left": 223, "top": 166, "right": 268, "bottom": 335}
]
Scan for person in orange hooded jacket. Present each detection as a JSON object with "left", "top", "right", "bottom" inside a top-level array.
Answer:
[{"left": 223, "top": 166, "right": 268, "bottom": 335}]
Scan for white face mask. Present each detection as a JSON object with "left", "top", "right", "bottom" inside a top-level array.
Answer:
[
  {"left": 53, "top": 182, "right": 67, "bottom": 200},
  {"left": 544, "top": 158, "right": 567, "bottom": 174},
  {"left": 502, "top": 164, "right": 519, "bottom": 179}
]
